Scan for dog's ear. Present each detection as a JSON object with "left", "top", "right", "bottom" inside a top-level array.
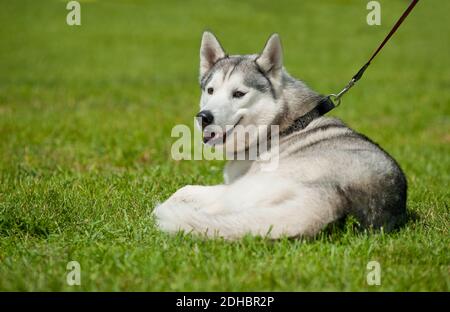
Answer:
[
  {"left": 200, "top": 31, "right": 226, "bottom": 78},
  {"left": 256, "top": 34, "right": 283, "bottom": 78}
]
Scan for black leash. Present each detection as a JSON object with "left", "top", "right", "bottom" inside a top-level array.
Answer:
[{"left": 283, "top": 0, "right": 420, "bottom": 136}]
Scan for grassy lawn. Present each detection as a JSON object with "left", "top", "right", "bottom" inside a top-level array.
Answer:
[{"left": 0, "top": 0, "right": 448, "bottom": 291}]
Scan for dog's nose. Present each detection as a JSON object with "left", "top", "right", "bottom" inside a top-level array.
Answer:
[{"left": 196, "top": 110, "right": 214, "bottom": 129}]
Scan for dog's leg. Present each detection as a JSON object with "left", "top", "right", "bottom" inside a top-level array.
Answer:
[{"left": 154, "top": 174, "right": 347, "bottom": 240}]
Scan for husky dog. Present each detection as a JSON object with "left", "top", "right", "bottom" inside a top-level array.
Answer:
[{"left": 154, "top": 32, "right": 407, "bottom": 239}]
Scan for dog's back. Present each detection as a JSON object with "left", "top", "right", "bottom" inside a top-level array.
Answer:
[{"left": 250, "top": 116, "right": 408, "bottom": 232}]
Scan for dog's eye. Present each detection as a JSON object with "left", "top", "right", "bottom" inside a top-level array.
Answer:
[
  {"left": 233, "top": 91, "right": 246, "bottom": 98},
  {"left": 207, "top": 87, "right": 214, "bottom": 95}
]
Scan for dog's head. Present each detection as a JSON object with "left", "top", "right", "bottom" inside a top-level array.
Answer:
[{"left": 197, "top": 32, "right": 284, "bottom": 147}]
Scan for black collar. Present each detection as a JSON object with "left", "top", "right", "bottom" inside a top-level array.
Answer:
[{"left": 279, "top": 96, "right": 335, "bottom": 137}]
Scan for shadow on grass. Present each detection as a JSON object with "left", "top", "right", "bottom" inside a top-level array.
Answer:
[{"left": 316, "top": 207, "right": 421, "bottom": 242}]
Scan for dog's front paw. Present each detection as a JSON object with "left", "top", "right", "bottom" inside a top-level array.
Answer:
[
  {"left": 153, "top": 201, "right": 189, "bottom": 234},
  {"left": 153, "top": 202, "right": 179, "bottom": 233},
  {"left": 153, "top": 184, "right": 217, "bottom": 234},
  {"left": 152, "top": 189, "right": 199, "bottom": 234}
]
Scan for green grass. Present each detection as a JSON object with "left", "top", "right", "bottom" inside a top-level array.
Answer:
[{"left": 0, "top": 0, "right": 449, "bottom": 291}]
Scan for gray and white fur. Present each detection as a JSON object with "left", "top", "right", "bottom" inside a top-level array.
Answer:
[{"left": 154, "top": 32, "right": 407, "bottom": 239}]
